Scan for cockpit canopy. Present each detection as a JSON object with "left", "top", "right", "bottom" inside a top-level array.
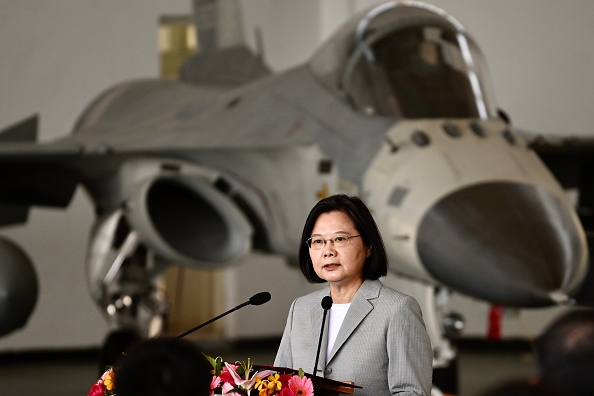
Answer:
[{"left": 309, "top": 1, "right": 497, "bottom": 119}]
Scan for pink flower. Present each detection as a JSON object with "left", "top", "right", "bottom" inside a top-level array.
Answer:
[
  {"left": 87, "top": 383, "right": 105, "bottom": 396},
  {"left": 219, "top": 364, "right": 239, "bottom": 385},
  {"left": 257, "top": 370, "right": 276, "bottom": 379},
  {"left": 225, "top": 362, "right": 258, "bottom": 392},
  {"left": 222, "top": 381, "right": 242, "bottom": 396},
  {"left": 210, "top": 375, "right": 222, "bottom": 394},
  {"left": 280, "top": 387, "right": 296, "bottom": 396},
  {"left": 288, "top": 376, "right": 314, "bottom": 396}
]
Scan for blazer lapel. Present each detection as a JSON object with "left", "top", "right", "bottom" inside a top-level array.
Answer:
[{"left": 326, "top": 280, "right": 381, "bottom": 363}]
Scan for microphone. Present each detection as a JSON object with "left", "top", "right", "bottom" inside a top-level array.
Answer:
[
  {"left": 175, "top": 291, "right": 271, "bottom": 339},
  {"left": 249, "top": 291, "right": 272, "bottom": 306},
  {"left": 313, "top": 296, "right": 332, "bottom": 382}
]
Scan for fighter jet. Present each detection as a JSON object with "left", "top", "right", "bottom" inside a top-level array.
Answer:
[{"left": 0, "top": 0, "right": 592, "bottom": 388}]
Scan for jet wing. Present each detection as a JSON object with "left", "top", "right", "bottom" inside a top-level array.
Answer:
[
  {"left": 65, "top": 77, "right": 319, "bottom": 152},
  {"left": 0, "top": 116, "right": 83, "bottom": 225},
  {"left": 0, "top": 73, "right": 324, "bottom": 224}
]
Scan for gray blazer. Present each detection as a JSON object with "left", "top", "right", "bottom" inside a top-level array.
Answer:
[{"left": 274, "top": 279, "right": 432, "bottom": 396}]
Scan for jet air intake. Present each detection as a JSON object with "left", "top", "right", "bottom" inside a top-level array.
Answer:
[{"left": 125, "top": 171, "right": 253, "bottom": 267}]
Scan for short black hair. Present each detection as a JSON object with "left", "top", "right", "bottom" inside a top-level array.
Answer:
[
  {"left": 114, "top": 337, "right": 211, "bottom": 396},
  {"left": 298, "top": 194, "right": 388, "bottom": 283},
  {"left": 536, "top": 308, "right": 594, "bottom": 394}
]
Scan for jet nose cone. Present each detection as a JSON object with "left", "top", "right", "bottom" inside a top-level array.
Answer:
[{"left": 417, "top": 181, "right": 587, "bottom": 306}]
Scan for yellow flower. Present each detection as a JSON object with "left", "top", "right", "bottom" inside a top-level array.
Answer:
[
  {"left": 103, "top": 372, "right": 115, "bottom": 391},
  {"left": 255, "top": 374, "right": 282, "bottom": 396}
]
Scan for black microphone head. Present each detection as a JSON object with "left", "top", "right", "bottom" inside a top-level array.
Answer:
[
  {"left": 249, "top": 291, "right": 271, "bottom": 306},
  {"left": 321, "top": 296, "right": 333, "bottom": 310}
]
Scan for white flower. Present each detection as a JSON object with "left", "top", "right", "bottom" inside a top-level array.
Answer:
[{"left": 225, "top": 362, "right": 258, "bottom": 392}]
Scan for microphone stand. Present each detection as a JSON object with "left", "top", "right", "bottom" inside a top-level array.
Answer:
[
  {"left": 313, "top": 296, "right": 333, "bottom": 389},
  {"left": 175, "top": 292, "right": 270, "bottom": 339},
  {"left": 175, "top": 304, "right": 244, "bottom": 339}
]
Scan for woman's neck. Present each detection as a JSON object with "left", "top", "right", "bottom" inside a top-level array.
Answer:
[{"left": 329, "top": 278, "right": 364, "bottom": 304}]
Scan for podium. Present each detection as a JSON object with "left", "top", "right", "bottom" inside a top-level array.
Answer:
[{"left": 253, "top": 365, "right": 361, "bottom": 395}]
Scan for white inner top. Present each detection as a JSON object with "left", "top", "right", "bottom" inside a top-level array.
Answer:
[{"left": 327, "top": 303, "right": 351, "bottom": 359}]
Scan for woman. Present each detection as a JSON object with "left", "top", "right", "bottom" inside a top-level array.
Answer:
[{"left": 274, "top": 194, "right": 432, "bottom": 396}]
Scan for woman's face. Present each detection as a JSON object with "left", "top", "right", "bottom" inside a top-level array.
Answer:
[{"left": 309, "top": 210, "right": 371, "bottom": 288}]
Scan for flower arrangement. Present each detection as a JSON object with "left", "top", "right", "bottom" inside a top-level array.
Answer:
[
  {"left": 87, "top": 357, "right": 314, "bottom": 396},
  {"left": 88, "top": 366, "right": 116, "bottom": 396},
  {"left": 205, "top": 354, "right": 314, "bottom": 396}
]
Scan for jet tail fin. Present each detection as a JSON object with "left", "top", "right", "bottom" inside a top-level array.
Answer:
[
  {"left": 180, "top": 45, "right": 271, "bottom": 86},
  {"left": 180, "top": 0, "right": 271, "bottom": 86},
  {"left": 191, "top": 0, "right": 244, "bottom": 53}
]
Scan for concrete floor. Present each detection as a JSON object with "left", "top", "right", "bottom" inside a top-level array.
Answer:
[{"left": 0, "top": 339, "right": 537, "bottom": 396}]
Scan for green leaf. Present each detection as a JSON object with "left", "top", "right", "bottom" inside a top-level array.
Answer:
[
  {"left": 215, "top": 357, "right": 223, "bottom": 375},
  {"left": 202, "top": 353, "right": 223, "bottom": 375},
  {"left": 202, "top": 353, "right": 217, "bottom": 369},
  {"left": 228, "top": 386, "right": 248, "bottom": 396},
  {"left": 241, "top": 358, "right": 253, "bottom": 378},
  {"left": 298, "top": 368, "right": 305, "bottom": 378}
]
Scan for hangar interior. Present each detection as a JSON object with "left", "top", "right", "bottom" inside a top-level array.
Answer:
[{"left": 1, "top": 1, "right": 593, "bottom": 395}]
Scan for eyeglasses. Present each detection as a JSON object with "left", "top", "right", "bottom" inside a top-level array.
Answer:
[{"left": 306, "top": 234, "right": 361, "bottom": 250}]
